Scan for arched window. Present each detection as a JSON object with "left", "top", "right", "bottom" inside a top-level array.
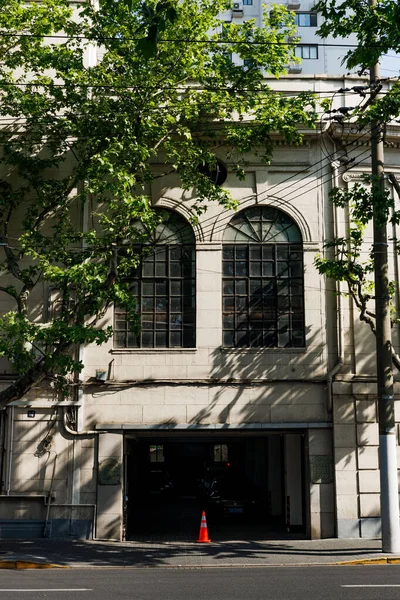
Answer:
[
  {"left": 222, "top": 206, "right": 304, "bottom": 348},
  {"left": 114, "top": 210, "right": 196, "bottom": 348}
]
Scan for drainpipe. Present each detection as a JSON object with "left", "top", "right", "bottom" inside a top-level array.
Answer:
[
  {"left": 5, "top": 406, "right": 15, "bottom": 495},
  {"left": 326, "top": 138, "right": 345, "bottom": 413}
]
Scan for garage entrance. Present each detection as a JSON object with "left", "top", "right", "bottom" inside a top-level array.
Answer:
[{"left": 125, "top": 431, "right": 307, "bottom": 541}]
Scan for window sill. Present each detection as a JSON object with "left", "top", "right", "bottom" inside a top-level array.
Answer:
[
  {"left": 220, "top": 347, "right": 306, "bottom": 354},
  {"left": 110, "top": 348, "right": 198, "bottom": 354}
]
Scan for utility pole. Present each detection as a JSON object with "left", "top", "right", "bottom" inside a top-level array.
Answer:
[{"left": 370, "top": 0, "right": 400, "bottom": 552}]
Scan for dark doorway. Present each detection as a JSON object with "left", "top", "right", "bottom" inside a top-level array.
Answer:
[{"left": 125, "top": 433, "right": 306, "bottom": 541}]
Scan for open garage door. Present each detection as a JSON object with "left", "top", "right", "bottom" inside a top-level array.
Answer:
[{"left": 125, "top": 431, "right": 306, "bottom": 541}]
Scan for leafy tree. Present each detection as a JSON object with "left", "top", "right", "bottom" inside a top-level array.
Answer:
[
  {"left": 0, "top": 0, "right": 316, "bottom": 407},
  {"left": 312, "top": 0, "right": 400, "bottom": 367},
  {"left": 314, "top": 176, "right": 400, "bottom": 369}
]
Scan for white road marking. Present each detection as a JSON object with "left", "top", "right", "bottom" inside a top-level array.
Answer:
[
  {"left": 342, "top": 585, "right": 400, "bottom": 588},
  {"left": 0, "top": 589, "right": 92, "bottom": 592}
]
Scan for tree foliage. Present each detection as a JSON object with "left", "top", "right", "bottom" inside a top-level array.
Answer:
[
  {"left": 313, "top": 0, "right": 400, "bottom": 71},
  {"left": 0, "top": 0, "right": 317, "bottom": 407},
  {"left": 313, "top": 0, "right": 400, "bottom": 368}
]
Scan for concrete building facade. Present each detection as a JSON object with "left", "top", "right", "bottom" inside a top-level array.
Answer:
[
  {"left": 1, "top": 0, "right": 400, "bottom": 541},
  {"left": 1, "top": 74, "right": 400, "bottom": 541}
]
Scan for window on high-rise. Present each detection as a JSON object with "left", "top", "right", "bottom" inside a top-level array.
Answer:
[
  {"left": 294, "top": 45, "right": 318, "bottom": 59},
  {"left": 294, "top": 13, "right": 317, "bottom": 27}
]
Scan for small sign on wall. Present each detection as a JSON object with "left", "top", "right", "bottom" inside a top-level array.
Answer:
[
  {"left": 310, "top": 455, "right": 333, "bottom": 484},
  {"left": 98, "top": 457, "right": 121, "bottom": 485}
]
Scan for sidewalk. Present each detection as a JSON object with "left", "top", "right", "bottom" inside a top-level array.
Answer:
[{"left": 0, "top": 537, "right": 397, "bottom": 569}]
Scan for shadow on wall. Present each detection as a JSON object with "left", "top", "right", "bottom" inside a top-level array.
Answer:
[
  {"left": 188, "top": 324, "right": 328, "bottom": 426},
  {"left": 0, "top": 407, "right": 100, "bottom": 539}
]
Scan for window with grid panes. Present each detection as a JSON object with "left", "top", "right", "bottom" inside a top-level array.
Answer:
[
  {"left": 114, "top": 210, "right": 195, "bottom": 348},
  {"left": 222, "top": 206, "right": 305, "bottom": 348}
]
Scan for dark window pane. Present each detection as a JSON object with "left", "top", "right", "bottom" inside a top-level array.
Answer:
[
  {"left": 142, "top": 332, "right": 154, "bottom": 347},
  {"left": 262, "top": 247, "right": 273, "bottom": 260},
  {"left": 170, "top": 314, "right": 183, "bottom": 329},
  {"left": 250, "top": 280, "right": 262, "bottom": 295},
  {"left": 155, "top": 314, "right": 168, "bottom": 330},
  {"left": 171, "top": 297, "right": 182, "bottom": 311},
  {"left": 155, "top": 332, "right": 167, "bottom": 347},
  {"left": 290, "top": 262, "right": 303, "bottom": 277},
  {"left": 262, "top": 262, "right": 274, "bottom": 276},
  {"left": 236, "top": 279, "right": 247, "bottom": 295},
  {"left": 236, "top": 330, "right": 249, "bottom": 346},
  {"left": 142, "top": 297, "right": 154, "bottom": 310},
  {"left": 250, "top": 246, "right": 261, "bottom": 260},
  {"left": 142, "top": 282, "right": 154, "bottom": 295},
  {"left": 250, "top": 330, "right": 263, "bottom": 346},
  {"left": 155, "top": 297, "right": 167, "bottom": 312},
  {"left": 127, "top": 332, "right": 138, "bottom": 347},
  {"left": 183, "top": 329, "right": 195, "bottom": 347},
  {"left": 155, "top": 262, "right": 166, "bottom": 277},
  {"left": 223, "top": 280, "right": 235, "bottom": 295},
  {"left": 223, "top": 262, "right": 234, "bottom": 276},
  {"left": 156, "top": 247, "right": 166, "bottom": 261},
  {"left": 170, "top": 331, "right": 182, "bottom": 346},
  {"left": 277, "top": 246, "right": 289, "bottom": 259},
  {"left": 277, "top": 282, "right": 290, "bottom": 296},
  {"left": 236, "top": 261, "right": 248, "bottom": 276},
  {"left": 223, "top": 297, "right": 235, "bottom": 309},
  {"left": 237, "top": 312, "right": 248, "bottom": 326},
  {"left": 236, "top": 296, "right": 247, "bottom": 310},
  {"left": 142, "top": 315, "right": 154, "bottom": 330},
  {"left": 278, "top": 296, "right": 290, "bottom": 309},
  {"left": 264, "top": 331, "right": 276, "bottom": 346},
  {"left": 170, "top": 262, "right": 182, "bottom": 277},
  {"left": 183, "top": 294, "right": 195, "bottom": 309},
  {"left": 156, "top": 281, "right": 167, "bottom": 295},
  {"left": 223, "top": 315, "right": 234, "bottom": 329},
  {"left": 171, "top": 281, "right": 182, "bottom": 295},
  {"left": 143, "top": 262, "right": 154, "bottom": 277},
  {"left": 223, "top": 246, "right": 234, "bottom": 260},
  {"left": 114, "top": 331, "right": 125, "bottom": 347},
  {"left": 170, "top": 247, "right": 182, "bottom": 260},
  {"left": 223, "top": 331, "right": 234, "bottom": 347},
  {"left": 250, "top": 262, "right": 261, "bottom": 276},
  {"left": 235, "top": 246, "right": 248, "bottom": 260},
  {"left": 277, "top": 262, "right": 289, "bottom": 277}
]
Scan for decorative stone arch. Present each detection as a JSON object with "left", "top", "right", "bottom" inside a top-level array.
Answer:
[
  {"left": 210, "top": 196, "right": 312, "bottom": 244},
  {"left": 153, "top": 197, "right": 204, "bottom": 242}
]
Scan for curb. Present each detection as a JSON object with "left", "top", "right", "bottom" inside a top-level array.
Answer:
[
  {"left": 0, "top": 560, "right": 67, "bottom": 570},
  {"left": 336, "top": 557, "right": 400, "bottom": 566}
]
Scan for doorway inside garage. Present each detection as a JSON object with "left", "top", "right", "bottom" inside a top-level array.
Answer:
[{"left": 125, "top": 431, "right": 307, "bottom": 541}]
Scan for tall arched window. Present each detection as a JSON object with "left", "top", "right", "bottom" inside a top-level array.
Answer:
[
  {"left": 222, "top": 206, "right": 304, "bottom": 348},
  {"left": 114, "top": 210, "right": 196, "bottom": 348}
]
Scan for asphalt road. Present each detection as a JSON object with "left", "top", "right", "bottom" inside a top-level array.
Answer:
[{"left": 1, "top": 566, "right": 400, "bottom": 600}]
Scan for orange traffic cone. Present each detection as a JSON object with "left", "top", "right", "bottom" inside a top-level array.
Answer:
[{"left": 197, "top": 510, "right": 211, "bottom": 543}]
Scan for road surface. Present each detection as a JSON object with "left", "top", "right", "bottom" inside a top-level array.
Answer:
[{"left": 1, "top": 565, "right": 400, "bottom": 599}]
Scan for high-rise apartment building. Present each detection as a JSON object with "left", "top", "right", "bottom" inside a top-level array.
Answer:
[{"left": 220, "top": 0, "right": 358, "bottom": 75}]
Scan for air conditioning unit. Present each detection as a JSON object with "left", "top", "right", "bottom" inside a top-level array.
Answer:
[
  {"left": 287, "top": 1, "right": 301, "bottom": 8},
  {"left": 232, "top": 1, "right": 244, "bottom": 17},
  {"left": 288, "top": 64, "right": 302, "bottom": 73}
]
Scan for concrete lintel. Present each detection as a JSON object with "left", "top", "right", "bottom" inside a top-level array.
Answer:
[{"left": 96, "top": 422, "right": 332, "bottom": 431}]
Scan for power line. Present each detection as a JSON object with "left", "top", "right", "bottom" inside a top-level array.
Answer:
[{"left": 0, "top": 30, "right": 399, "bottom": 51}]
